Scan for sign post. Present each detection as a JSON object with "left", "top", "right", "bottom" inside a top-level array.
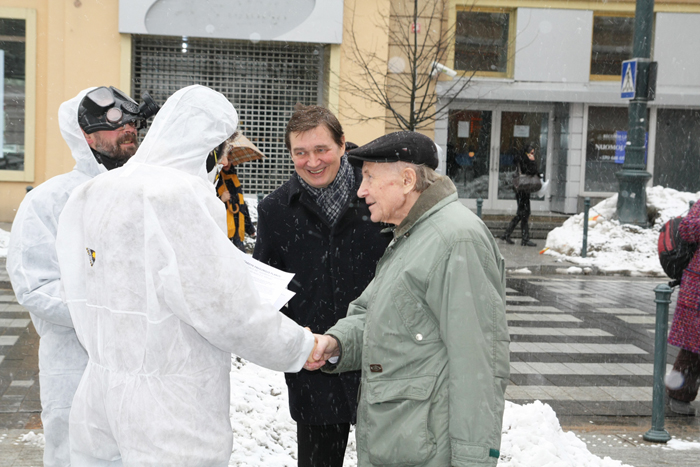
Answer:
[
  {"left": 621, "top": 60, "right": 637, "bottom": 99},
  {"left": 616, "top": 0, "right": 655, "bottom": 227}
]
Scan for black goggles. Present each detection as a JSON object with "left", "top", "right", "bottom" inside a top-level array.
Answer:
[{"left": 78, "top": 86, "right": 159, "bottom": 134}]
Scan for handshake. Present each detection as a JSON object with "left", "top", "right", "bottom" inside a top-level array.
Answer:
[{"left": 304, "top": 333, "right": 340, "bottom": 371}]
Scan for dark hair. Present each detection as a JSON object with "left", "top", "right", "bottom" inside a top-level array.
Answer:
[
  {"left": 206, "top": 130, "right": 240, "bottom": 173},
  {"left": 524, "top": 143, "right": 536, "bottom": 154},
  {"left": 284, "top": 103, "right": 344, "bottom": 152}
]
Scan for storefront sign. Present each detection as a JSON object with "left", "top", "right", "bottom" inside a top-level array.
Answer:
[
  {"left": 614, "top": 131, "right": 648, "bottom": 164},
  {"left": 119, "top": 0, "right": 343, "bottom": 44}
]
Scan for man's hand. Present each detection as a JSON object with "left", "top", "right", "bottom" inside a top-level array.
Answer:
[
  {"left": 304, "top": 334, "right": 339, "bottom": 371},
  {"left": 220, "top": 191, "right": 231, "bottom": 203}
]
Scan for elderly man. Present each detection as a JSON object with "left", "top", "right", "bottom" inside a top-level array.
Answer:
[
  {"left": 55, "top": 85, "right": 315, "bottom": 466},
  {"left": 6, "top": 86, "right": 156, "bottom": 467},
  {"left": 307, "top": 131, "right": 510, "bottom": 467}
]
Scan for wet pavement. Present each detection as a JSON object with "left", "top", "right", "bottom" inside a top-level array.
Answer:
[{"left": 1, "top": 246, "right": 699, "bottom": 465}]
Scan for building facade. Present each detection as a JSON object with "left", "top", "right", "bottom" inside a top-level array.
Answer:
[
  {"left": 1, "top": 0, "right": 699, "bottom": 221},
  {"left": 437, "top": 0, "right": 700, "bottom": 214}
]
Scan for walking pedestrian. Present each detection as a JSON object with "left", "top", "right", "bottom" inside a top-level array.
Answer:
[
  {"left": 501, "top": 143, "right": 540, "bottom": 247},
  {"left": 210, "top": 131, "right": 262, "bottom": 252},
  {"left": 666, "top": 201, "right": 700, "bottom": 415}
]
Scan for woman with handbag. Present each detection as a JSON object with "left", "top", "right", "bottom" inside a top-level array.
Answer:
[{"left": 501, "top": 143, "right": 540, "bottom": 247}]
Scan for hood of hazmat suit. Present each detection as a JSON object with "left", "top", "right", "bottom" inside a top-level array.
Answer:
[
  {"left": 6, "top": 88, "right": 107, "bottom": 467},
  {"left": 55, "top": 85, "right": 314, "bottom": 465}
]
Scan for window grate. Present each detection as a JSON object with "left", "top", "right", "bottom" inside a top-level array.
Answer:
[{"left": 132, "top": 35, "right": 324, "bottom": 194}]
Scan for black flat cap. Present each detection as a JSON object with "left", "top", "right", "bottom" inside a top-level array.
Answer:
[{"left": 347, "top": 131, "right": 439, "bottom": 169}]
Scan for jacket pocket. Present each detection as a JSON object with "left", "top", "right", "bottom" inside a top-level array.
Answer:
[
  {"left": 392, "top": 280, "right": 440, "bottom": 344},
  {"left": 364, "top": 374, "right": 438, "bottom": 465}
]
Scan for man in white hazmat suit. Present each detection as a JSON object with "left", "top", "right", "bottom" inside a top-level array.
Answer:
[
  {"left": 54, "top": 84, "right": 316, "bottom": 466},
  {"left": 6, "top": 86, "right": 155, "bottom": 467}
]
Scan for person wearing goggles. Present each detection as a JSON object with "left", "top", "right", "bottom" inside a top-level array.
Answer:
[
  {"left": 6, "top": 86, "right": 157, "bottom": 467},
  {"left": 78, "top": 86, "right": 159, "bottom": 170}
]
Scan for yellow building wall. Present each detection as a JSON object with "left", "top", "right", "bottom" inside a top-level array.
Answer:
[
  {"left": 0, "top": 0, "right": 123, "bottom": 222},
  {"left": 335, "top": 0, "right": 391, "bottom": 147},
  {"left": 4, "top": 0, "right": 700, "bottom": 222}
]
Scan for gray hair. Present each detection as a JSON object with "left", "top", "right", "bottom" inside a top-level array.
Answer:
[{"left": 394, "top": 161, "right": 441, "bottom": 193}]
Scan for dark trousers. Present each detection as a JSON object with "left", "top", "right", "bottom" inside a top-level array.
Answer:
[
  {"left": 297, "top": 422, "right": 350, "bottom": 467},
  {"left": 668, "top": 348, "right": 700, "bottom": 402},
  {"left": 503, "top": 192, "right": 531, "bottom": 242}
]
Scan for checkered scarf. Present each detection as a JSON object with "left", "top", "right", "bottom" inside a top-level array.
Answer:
[{"left": 297, "top": 155, "right": 355, "bottom": 225}]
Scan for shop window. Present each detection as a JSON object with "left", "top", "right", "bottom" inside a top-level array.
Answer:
[
  {"left": 584, "top": 106, "right": 648, "bottom": 193},
  {"left": 590, "top": 14, "right": 634, "bottom": 79},
  {"left": 454, "top": 8, "right": 514, "bottom": 77},
  {"left": 654, "top": 109, "right": 700, "bottom": 193},
  {"left": 0, "top": 8, "right": 35, "bottom": 181}
]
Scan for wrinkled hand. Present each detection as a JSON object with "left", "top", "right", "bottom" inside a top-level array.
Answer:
[{"left": 304, "top": 334, "right": 339, "bottom": 371}]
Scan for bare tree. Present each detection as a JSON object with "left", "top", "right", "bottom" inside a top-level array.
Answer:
[{"left": 338, "top": 0, "right": 475, "bottom": 132}]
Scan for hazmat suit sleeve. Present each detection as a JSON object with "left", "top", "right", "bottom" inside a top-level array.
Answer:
[
  {"left": 425, "top": 238, "right": 509, "bottom": 467},
  {"left": 7, "top": 189, "right": 74, "bottom": 328},
  {"left": 147, "top": 180, "right": 314, "bottom": 372}
]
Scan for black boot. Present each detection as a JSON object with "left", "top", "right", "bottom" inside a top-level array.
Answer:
[
  {"left": 521, "top": 223, "right": 537, "bottom": 247},
  {"left": 500, "top": 234, "right": 515, "bottom": 245},
  {"left": 501, "top": 217, "right": 518, "bottom": 244}
]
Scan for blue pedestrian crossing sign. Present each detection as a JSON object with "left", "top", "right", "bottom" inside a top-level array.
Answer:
[{"left": 621, "top": 60, "right": 637, "bottom": 99}]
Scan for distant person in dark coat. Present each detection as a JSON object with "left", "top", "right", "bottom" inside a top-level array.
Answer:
[
  {"left": 666, "top": 201, "right": 700, "bottom": 415},
  {"left": 501, "top": 143, "right": 540, "bottom": 247},
  {"left": 253, "top": 104, "right": 390, "bottom": 466}
]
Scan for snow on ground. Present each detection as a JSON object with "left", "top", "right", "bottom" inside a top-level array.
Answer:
[
  {"left": 664, "top": 438, "right": 700, "bottom": 451},
  {"left": 229, "top": 360, "right": 630, "bottom": 467},
  {"left": 499, "top": 401, "right": 631, "bottom": 467},
  {"left": 0, "top": 228, "right": 9, "bottom": 258},
  {"left": 19, "top": 431, "right": 45, "bottom": 448},
  {"left": 228, "top": 357, "right": 357, "bottom": 467},
  {"left": 545, "top": 186, "right": 700, "bottom": 275}
]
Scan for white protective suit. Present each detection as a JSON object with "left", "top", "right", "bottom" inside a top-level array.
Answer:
[
  {"left": 6, "top": 88, "right": 106, "bottom": 467},
  {"left": 55, "top": 85, "right": 315, "bottom": 466}
]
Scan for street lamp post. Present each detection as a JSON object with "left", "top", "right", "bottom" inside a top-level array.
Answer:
[{"left": 616, "top": 0, "right": 655, "bottom": 227}]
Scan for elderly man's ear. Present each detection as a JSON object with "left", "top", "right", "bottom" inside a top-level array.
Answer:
[{"left": 402, "top": 167, "right": 417, "bottom": 194}]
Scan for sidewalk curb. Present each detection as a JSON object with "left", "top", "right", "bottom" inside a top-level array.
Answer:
[{"left": 507, "top": 263, "right": 669, "bottom": 279}]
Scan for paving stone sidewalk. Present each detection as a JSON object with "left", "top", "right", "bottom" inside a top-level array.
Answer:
[{"left": 1, "top": 247, "right": 699, "bottom": 466}]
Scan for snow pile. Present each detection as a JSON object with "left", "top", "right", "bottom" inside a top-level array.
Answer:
[
  {"left": 664, "top": 438, "right": 700, "bottom": 451},
  {"left": 229, "top": 361, "right": 629, "bottom": 467},
  {"left": 545, "top": 186, "right": 700, "bottom": 275},
  {"left": 243, "top": 195, "right": 258, "bottom": 224},
  {"left": 499, "top": 401, "right": 632, "bottom": 467},
  {"left": 18, "top": 431, "right": 45, "bottom": 448},
  {"left": 228, "top": 357, "right": 357, "bottom": 467},
  {"left": 0, "top": 228, "right": 9, "bottom": 258}
]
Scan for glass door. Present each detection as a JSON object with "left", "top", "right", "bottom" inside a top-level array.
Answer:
[
  {"left": 493, "top": 110, "right": 550, "bottom": 210},
  {"left": 447, "top": 105, "right": 552, "bottom": 211},
  {"left": 447, "top": 109, "right": 492, "bottom": 200}
]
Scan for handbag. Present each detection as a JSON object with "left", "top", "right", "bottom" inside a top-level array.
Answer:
[{"left": 512, "top": 165, "right": 542, "bottom": 193}]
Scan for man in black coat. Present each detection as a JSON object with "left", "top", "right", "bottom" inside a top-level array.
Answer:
[{"left": 254, "top": 104, "right": 390, "bottom": 467}]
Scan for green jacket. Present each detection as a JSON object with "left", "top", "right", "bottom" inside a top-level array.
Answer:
[{"left": 325, "top": 177, "right": 509, "bottom": 467}]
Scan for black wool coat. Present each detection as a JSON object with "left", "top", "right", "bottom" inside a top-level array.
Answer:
[{"left": 253, "top": 168, "right": 391, "bottom": 425}]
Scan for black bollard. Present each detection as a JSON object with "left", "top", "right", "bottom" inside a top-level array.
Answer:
[
  {"left": 257, "top": 192, "right": 264, "bottom": 204},
  {"left": 643, "top": 284, "right": 673, "bottom": 443},
  {"left": 26, "top": 185, "right": 33, "bottom": 193},
  {"left": 581, "top": 197, "right": 590, "bottom": 258},
  {"left": 476, "top": 198, "right": 483, "bottom": 219}
]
